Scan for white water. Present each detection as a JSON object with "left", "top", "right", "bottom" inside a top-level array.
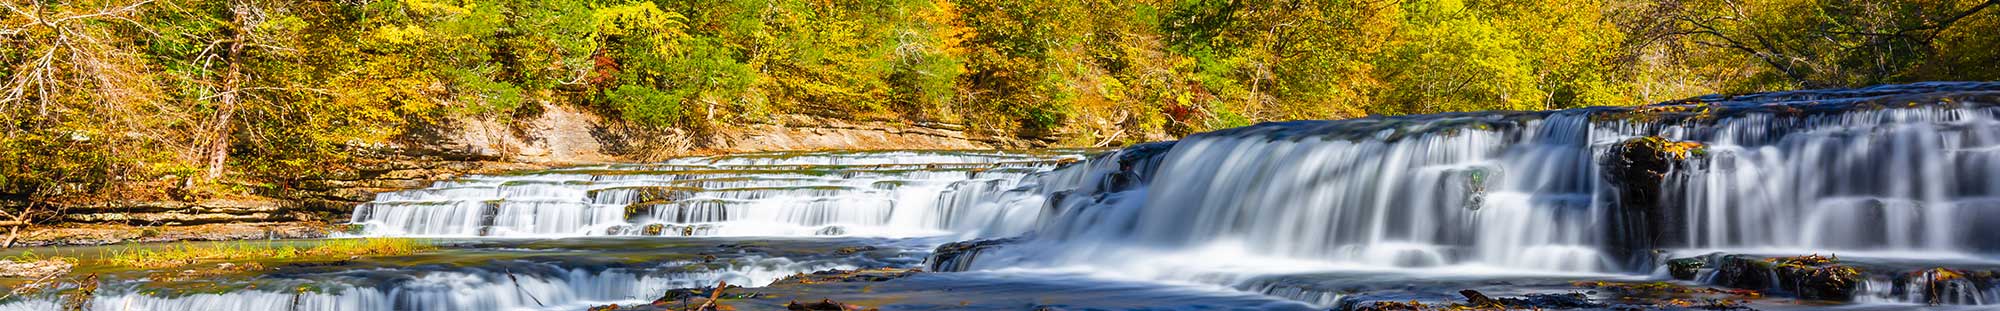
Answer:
[
  {"left": 0, "top": 151, "right": 1090, "bottom": 311},
  {"left": 60, "top": 84, "right": 2000, "bottom": 309},
  {"left": 349, "top": 151, "right": 1083, "bottom": 238},
  {"left": 947, "top": 85, "right": 2000, "bottom": 306},
  {"left": 1, "top": 257, "right": 849, "bottom": 311}
]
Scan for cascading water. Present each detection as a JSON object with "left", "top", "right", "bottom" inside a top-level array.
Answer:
[
  {"left": 941, "top": 82, "right": 2000, "bottom": 306},
  {"left": 349, "top": 151, "right": 1085, "bottom": 238},
  {"left": 0, "top": 151, "right": 1105, "bottom": 311},
  {"left": 38, "top": 258, "right": 827, "bottom": 311},
  {"left": 21, "top": 84, "right": 2000, "bottom": 310}
]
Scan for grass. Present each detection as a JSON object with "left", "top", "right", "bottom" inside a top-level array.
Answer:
[
  {"left": 107, "top": 238, "right": 435, "bottom": 269},
  {"left": 2, "top": 251, "right": 76, "bottom": 265}
]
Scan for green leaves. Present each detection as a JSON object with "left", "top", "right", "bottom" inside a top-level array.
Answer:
[{"left": 605, "top": 85, "right": 687, "bottom": 128}]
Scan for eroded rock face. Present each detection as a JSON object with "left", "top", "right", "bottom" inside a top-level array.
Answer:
[
  {"left": 9, "top": 222, "right": 328, "bottom": 247},
  {"left": 1603, "top": 136, "right": 1704, "bottom": 266},
  {"left": 926, "top": 236, "right": 1026, "bottom": 272},
  {"left": 54, "top": 198, "right": 302, "bottom": 226}
]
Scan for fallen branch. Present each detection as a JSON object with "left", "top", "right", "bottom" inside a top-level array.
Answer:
[{"left": 504, "top": 269, "right": 545, "bottom": 307}]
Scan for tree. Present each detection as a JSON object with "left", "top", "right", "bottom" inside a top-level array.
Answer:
[{"left": 1665, "top": 0, "right": 2000, "bottom": 89}]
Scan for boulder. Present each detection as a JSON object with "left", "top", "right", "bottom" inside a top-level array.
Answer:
[
  {"left": 926, "top": 236, "right": 1025, "bottom": 272},
  {"left": 1668, "top": 257, "right": 1707, "bottom": 280},
  {"left": 1709, "top": 254, "right": 1861, "bottom": 301},
  {"left": 1602, "top": 136, "right": 1704, "bottom": 267}
]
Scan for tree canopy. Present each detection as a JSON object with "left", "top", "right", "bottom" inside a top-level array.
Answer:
[{"left": 1, "top": 0, "right": 1996, "bottom": 204}]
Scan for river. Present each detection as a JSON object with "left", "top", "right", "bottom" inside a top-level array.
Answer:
[{"left": 8, "top": 82, "right": 2000, "bottom": 310}]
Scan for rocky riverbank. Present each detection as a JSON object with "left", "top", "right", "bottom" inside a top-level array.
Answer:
[{"left": 4, "top": 104, "right": 1039, "bottom": 246}]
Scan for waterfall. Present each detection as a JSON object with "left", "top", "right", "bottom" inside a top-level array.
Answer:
[
  {"left": 332, "top": 83, "right": 2000, "bottom": 307},
  {"left": 952, "top": 83, "right": 2000, "bottom": 287},
  {"left": 348, "top": 151, "right": 1084, "bottom": 238}
]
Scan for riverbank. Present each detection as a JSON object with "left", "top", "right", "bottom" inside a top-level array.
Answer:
[{"left": 2, "top": 104, "right": 1041, "bottom": 247}]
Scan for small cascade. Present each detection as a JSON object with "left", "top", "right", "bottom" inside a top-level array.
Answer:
[
  {"left": 0, "top": 237, "right": 929, "bottom": 311},
  {"left": 349, "top": 151, "right": 1083, "bottom": 238},
  {"left": 939, "top": 83, "right": 2000, "bottom": 305},
  {"left": 1859, "top": 268, "right": 2000, "bottom": 305},
  {"left": 0, "top": 257, "right": 852, "bottom": 311}
]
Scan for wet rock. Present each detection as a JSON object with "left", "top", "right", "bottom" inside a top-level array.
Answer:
[
  {"left": 625, "top": 204, "right": 651, "bottom": 220},
  {"left": 653, "top": 284, "right": 756, "bottom": 304},
  {"left": 1444, "top": 166, "right": 1494, "bottom": 211},
  {"left": 62, "top": 273, "right": 97, "bottom": 311},
  {"left": 643, "top": 224, "right": 667, "bottom": 236},
  {"left": 588, "top": 186, "right": 699, "bottom": 205},
  {"left": 1458, "top": 290, "right": 1602, "bottom": 309},
  {"left": 1459, "top": 289, "right": 1502, "bottom": 308},
  {"left": 1569, "top": 280, "right": 1761, "bottom": 307},
  {"left": 715, "top": 243, "right": 770, "bottom": 253},
  {"left": 927, "top": 236, "right": 1025, "bottom": 272},
  {"left": 0, "top": 258, "right": 72, "bottom": 279},
  {"left": 1603, "top": 136, "right": 1704, "bottom": 267},
  {"left": 771, "top": 268, "right": 921, "bottom": 286},
  {"left": 1346, "top": 300, "right": 1428, "bottom": 311},
  {"left": 785, "top": 298, "right": 858, "bottom": 311},
  {"left": 814, "top": 226, "right": 845, "bottom": 236},
  {"left": 1668, "top": 257, "right": 1707, "bottom": 280},
  {"left": 1104, "top": 141, "right": 1176, "bottom": 191},
  {"left": 833, "top": 246, "right": 877, "bottom": 255},
  {"left": 1710, "top": 254, "right": 1861, "bottom": 301},
  {"left": 1498, "top": 293, "right": 1601, "bottom": 309},
  {"left": 1346, "top": 292, "right": 1604, "bottom": 311}
]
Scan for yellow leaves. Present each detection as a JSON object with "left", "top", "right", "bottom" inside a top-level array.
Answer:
[
  {"left": 1928, "top": 268, "right": 1965, "bottom": 282},
  {"left": 370, "top": 24, "right": 430, "bottom": 46},
  {"left": 405, "top": 0, "right": 471, "bottom": 16},
  {"left": 593, "top": 2, "right": 686, "bottom": 38},
  {"left": 921, "top": 0, "right": 974, "bottom": 56},
  {"left": 592, "top": 2, "right": 689, "bottom": 56},
  {"left": 1641, "top": 136, "right": 1706, "bottom": 160}
]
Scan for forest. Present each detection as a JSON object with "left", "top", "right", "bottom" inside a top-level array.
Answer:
[{"left": 1, "top": 0, "right": 1997, "bottom": 208}]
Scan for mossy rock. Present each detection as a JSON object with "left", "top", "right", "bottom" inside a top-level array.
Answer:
[
  {"left": 1602, "top": 136, "right": 1706, "bottom": 266},
  {"left": 585, "top": 186, "right": 699, "bottom": 204},
  {"left": 1711, "top": 254, "right": 1862, "bottom": 301},
  {"left": 1668, "top": 257, "right": 1707, "bottom": 280}
]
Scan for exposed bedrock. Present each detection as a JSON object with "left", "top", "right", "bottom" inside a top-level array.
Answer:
[
  {"left": 1603, "top": 136, "right": 1704, "bottom": 267},
  {"left": 1670, "top": 252, "right": 2000, "bottom": 304},
  {"left": 925, "top": 236, "right": 1026, "bottom": 272}
]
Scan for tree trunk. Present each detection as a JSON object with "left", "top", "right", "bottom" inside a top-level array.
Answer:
[
  {"left": 2, "top": 226, "right": 18, "bottom": 249},
  {"left": 202, "top": 2, "right": 250, "bottom": 181}
]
